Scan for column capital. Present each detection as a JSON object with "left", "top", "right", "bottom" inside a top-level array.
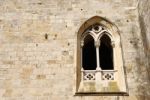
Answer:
[
  {"left": 81, "top": 67, "right": 84, "bottom": 71},
  {"left": 81, "top": 40, "right": 84, "bottom": 47},
  {"left": 95, "top": 40, "right": 100, "bottom": 47},
  {"left": 111, "top": 41, "right": 115, "bottom": 48}
]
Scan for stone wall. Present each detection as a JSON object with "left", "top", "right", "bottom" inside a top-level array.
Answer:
[
  {"left": 138, "top": 0, "right": 150, "bottom": 85},
  {"left": 0, "top": 0, "right": 149, "bottom": 100}
]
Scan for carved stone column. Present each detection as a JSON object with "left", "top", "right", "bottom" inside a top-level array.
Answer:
[
  {"left": 95, "top": 40, "right": 101, "bottom": 70},
  {"left": 111, "top": 41, "right": 115, "bottom": 70},
  {"left": 81, "top": 40, "right": 84, "bottom": 71},
  {"left": 80, "top": 41, "right": 84, "bottom": 81}
]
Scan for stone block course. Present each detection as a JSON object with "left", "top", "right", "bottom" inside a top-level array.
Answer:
[{"left": 0, "top": 0, "right": 149, "bottom": 100}]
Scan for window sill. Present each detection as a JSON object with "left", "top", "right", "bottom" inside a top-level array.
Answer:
[{"left": 75, "top": 92, "right": 129, "bottom": 96}]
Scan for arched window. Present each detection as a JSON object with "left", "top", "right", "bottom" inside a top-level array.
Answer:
[
  {"left": 76, "top": 16, "right": 128, "bottom": 95},
  {"left": 100, "top": 34, "right": 113, "bottom": 70},
  {"left": 82, "top": 35, "right": 96, "bottom": 70}
]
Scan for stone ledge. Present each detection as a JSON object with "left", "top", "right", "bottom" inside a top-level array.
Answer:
[{"left": 74, "top": 92, "right": 129, "bottom": 96}]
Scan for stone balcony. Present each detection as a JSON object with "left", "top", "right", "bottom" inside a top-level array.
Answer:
[{"left": 78, "top": 69, "right": 120, "bottom": 93}]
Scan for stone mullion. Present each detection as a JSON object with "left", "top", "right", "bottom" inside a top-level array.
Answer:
[{"left": 95, "top": 40, "right": 101, "bottom": 70}]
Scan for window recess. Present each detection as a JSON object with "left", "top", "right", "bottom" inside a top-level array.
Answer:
[{"left": 76, "top": 16, "right": 128, "bottom": 96}]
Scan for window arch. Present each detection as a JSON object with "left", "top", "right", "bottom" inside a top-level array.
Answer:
[
  {"left": 100, "top": 34, "right": 113, "bottom": 70},
  {"left": 76, "top": 16, "right": 128, "bottom": 95},
  {"left": 82, "top": 34, "right": 96, "bottom": 70}
]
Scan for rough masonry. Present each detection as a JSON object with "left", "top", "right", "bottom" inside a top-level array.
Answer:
[{"left": 0, "top": 0, "right": 150, "bottom": 100}]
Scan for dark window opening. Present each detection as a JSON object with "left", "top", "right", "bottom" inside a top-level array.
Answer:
[
  {"left": 82, "top": 35, "right": 96, "bottom": 70},
  {"left": 99, "top": 34, "right": 113, "bottom": 70}
]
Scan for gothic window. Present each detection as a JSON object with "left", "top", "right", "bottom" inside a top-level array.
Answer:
[
  {"left": 76, "top": 16, "right": 128, "bottom": 95},
  {"left": 100, "top": 34, "right": 113, "bottom": 70},
  {"left": 82, "top": 34, "right": 96, "bottom": 70}
]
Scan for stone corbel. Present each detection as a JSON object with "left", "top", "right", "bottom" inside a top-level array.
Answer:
[{"left": 111, "top": 41, "right": 115, "bottom": 48}]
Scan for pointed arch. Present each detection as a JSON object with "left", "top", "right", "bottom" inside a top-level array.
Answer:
[
  {"left": 98, "top": 31, "right": 113, "bottom": 41},
  {"left": 82, "top": 35, "right": 96, "bottom": 70},
  {"left": 99, "top": 34, "right": 113, "bottom": 70},
  {"left": 77, "top": 16, "right": 120, "bottom": 40},
  {"left": 76, "top": 16, "right": 127, "bottom": 95},
  {"left": 81, "top": 31, "right": 95, "bottom": 42}
]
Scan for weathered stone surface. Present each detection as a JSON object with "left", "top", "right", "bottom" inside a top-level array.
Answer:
[
  {"left": 0, "top": 0, "right": 149, "bottom": 100},
  {"left": 138, "top": 0, "right": 150, "bottom": 99}
]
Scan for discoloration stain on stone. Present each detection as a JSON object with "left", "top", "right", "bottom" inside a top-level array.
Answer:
[
  {"left": 20, "top": 68, "right": 33, "bottom": 79},
  {"left": 3, "top": 89, "right": 13, "bottom": 97},
  {"left": 36, "top": 74, "right": 46, "bottom": 79},
  {"left": 47, "top": 60, "right": 57, "bottom": 64},
  {"left": 2, "top": 60, "right": 14, "bottom": 65}
]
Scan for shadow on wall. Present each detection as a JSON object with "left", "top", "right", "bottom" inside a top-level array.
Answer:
[
  {"left": 139, "top": 15, "right": 150, "bottom": 77},
  {"left": 137, "top": 15, "right": 150, "bottom": 97}
]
